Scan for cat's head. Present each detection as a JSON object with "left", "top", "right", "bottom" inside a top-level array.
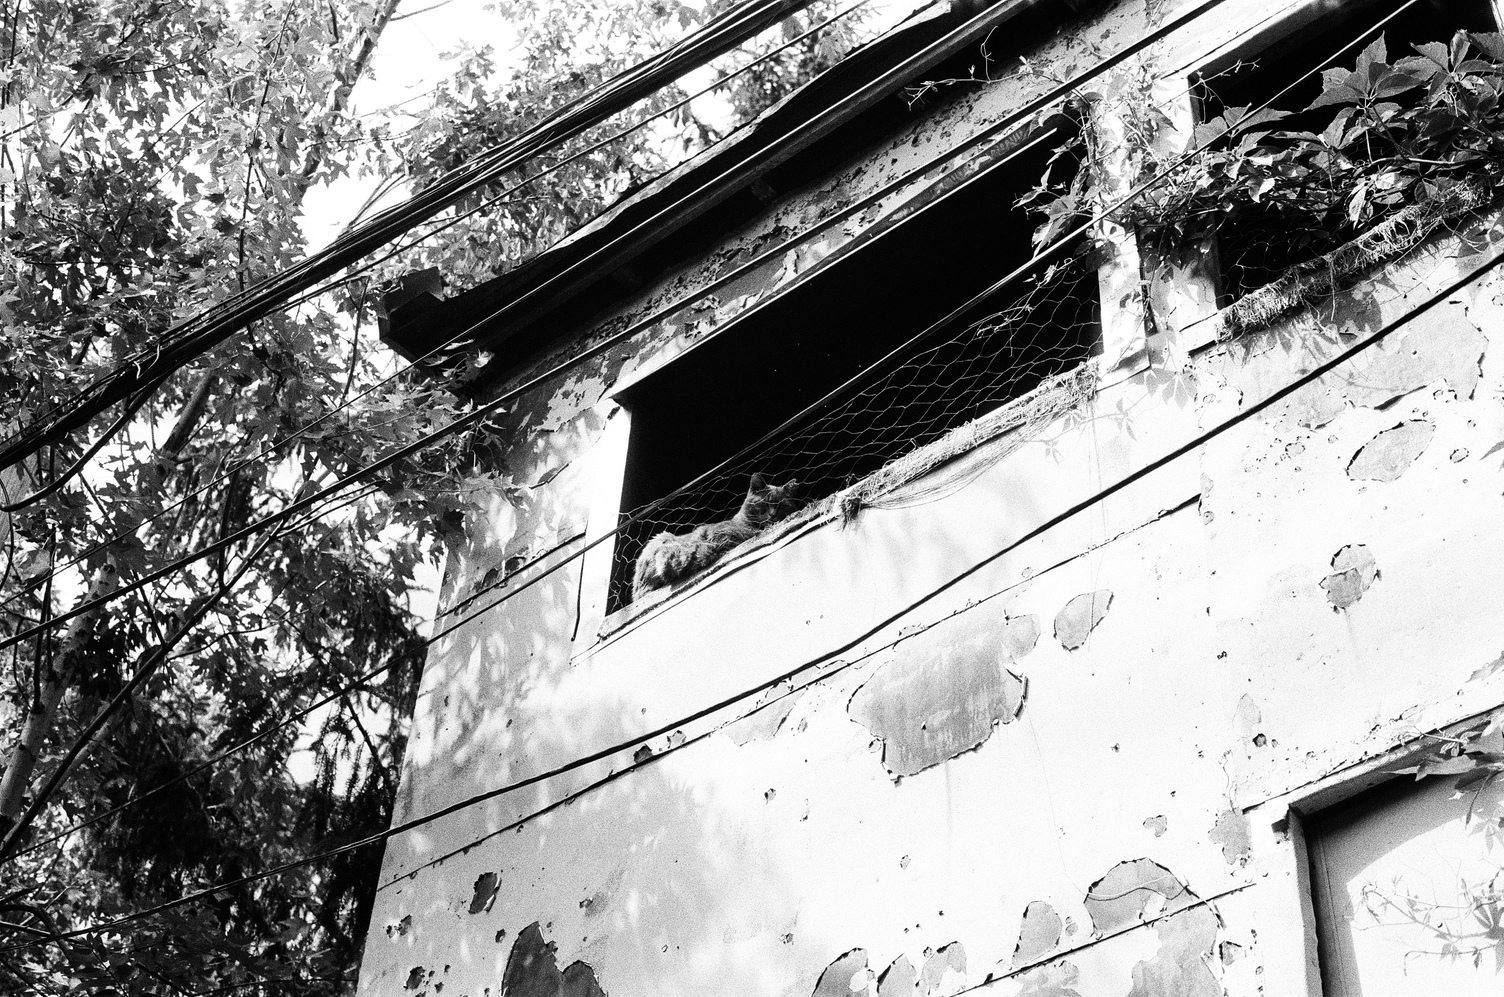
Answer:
[{"left": 741, "top": 473, "right": 802, "bottom": 524}]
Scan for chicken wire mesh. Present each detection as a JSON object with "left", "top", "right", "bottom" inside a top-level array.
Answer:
[{"left": 610, "top": 242, "right": 1101, "bottom": 610}]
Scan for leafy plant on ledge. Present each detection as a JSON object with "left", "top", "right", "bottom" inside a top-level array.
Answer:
[{"left": 1134, "top": 29, "right": 1504, "bottom": 335}]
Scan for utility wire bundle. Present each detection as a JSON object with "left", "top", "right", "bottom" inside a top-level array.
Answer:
[{"left": 1, "top": 0, "right": 1487, "bottom": 975}]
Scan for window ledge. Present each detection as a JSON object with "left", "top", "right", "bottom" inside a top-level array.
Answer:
[{"left": 589, "top": 361, "right": 1098, "bottom": 645}]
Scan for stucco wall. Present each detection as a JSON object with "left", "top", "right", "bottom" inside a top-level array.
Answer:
[{"left": 356, "top": 2, "right": 1504, "bottom": 995}]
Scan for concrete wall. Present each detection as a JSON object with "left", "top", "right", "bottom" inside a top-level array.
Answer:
[{"left": 357, "top": 1, "right": 1504, "bottom": 994}]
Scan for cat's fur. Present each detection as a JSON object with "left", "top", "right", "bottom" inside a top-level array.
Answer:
[{"left": 632, "top": 474, "right": 801, "bottom": 602}]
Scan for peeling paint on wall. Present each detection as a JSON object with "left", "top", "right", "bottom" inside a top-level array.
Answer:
[
  {"left": 812, "top": 948, "right": 870, "bottom": 997},
  {"left": 1274, "top": 300, "right": 1486, "bottom": 429},
  {"left": 878, "top": 955, "right": 917, "bottom": 997},
  {"left": 998, "top": 614, "right": 1041, "bottom": 661},
  {"left": 469, "top": 872, "right": 500, "bottom": 915},
  {"left": 501, "top": 922, "right": 606, "bottom": 997},
  {"left": 1083, "top": 860, "right": 1193, "bottom": 935},
  {"left": 1209, "top": 809, "right": 1251, "bottom": 866},
  {"left": 723, "top": 690, "right": 804, "bottom": 746},
  {"left": 1011, "top": 901, "right": 1063, "bottom": 969},
  {"left": 1320, "top": 544, "right": 1379, "bottom": 611},
  {"left": 1013, "top": 959, "right": 1084, "bottom": 997},
  {"left": 1347, "top": 420, "right": 1435, "bottom": 481},
  {"left": 1123, "top": 906, "right": 1221, "bottom": 997},
  {"left": 1053, "top": 591, "right": 1113, "bottom": 651},
  {"left": 916, "top": 942, "right": 966, "bottom": 995},
  {"left": 847, "top": 619, "right": 1027, "bottom": 778}
]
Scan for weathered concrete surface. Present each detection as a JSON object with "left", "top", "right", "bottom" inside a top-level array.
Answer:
[
  {"left": 1346, "top": 420, "right": 1434, "bottom": 481},
  {"left": 847, "top": 607, "right": 1030, "bottom": 778},
  {"left": 357, "top": 2, "right": 1504, "bottom": 995}
]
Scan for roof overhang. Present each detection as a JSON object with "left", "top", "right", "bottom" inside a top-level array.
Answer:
[{"left": 379, "top": 0, "right": 1102, "bottom": 388}]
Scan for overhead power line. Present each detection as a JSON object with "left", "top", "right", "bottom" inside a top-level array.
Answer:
[
  {"left": 0, "top": 0, "right": 876, "bottom": 616},
  {"left": 0, "top": 0, "right": 1431, "bottom": 881},
  {"left": 0, "top": 0, "right": 830, "bottom": 476},
  {"left": 0, "top": 0, "right": 1461, "bottom": 951},
  {"left": 0, "top": 0, "right": 1244, "bottom": 656},
  {"left": 8, "top": 231, "right": 1501, "bottom": 954}
]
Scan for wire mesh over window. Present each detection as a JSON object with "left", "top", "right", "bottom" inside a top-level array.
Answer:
[
  {"left": 1191, "top": 0, "right": 1497, "bottom": 302},
  {"left": 609, "top": 235, "right": 1101, "bottom": 612}
]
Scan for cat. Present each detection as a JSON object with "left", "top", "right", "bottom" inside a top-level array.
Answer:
[{"left": 632, "top": 473, "right": 802, "bottom": 602}]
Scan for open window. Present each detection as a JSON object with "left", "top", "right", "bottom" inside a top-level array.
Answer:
[
  {"left": 1190, "top": 0, "right": 1500, "bottom": 301},
  {"left": 607, "top": 122, "right": 1101, "bottom": 612}
]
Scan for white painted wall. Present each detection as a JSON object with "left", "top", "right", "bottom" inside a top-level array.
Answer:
[{"left": 357, "top": 1, "right": 1504, "bottom": 994}]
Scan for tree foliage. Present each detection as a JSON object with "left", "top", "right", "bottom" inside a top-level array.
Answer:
[{"left": 0, "top": 0, "right": 868, "bottom": 994}]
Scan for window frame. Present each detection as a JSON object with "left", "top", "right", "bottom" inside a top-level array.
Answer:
[
  {"left": 1151, "top": 0, "right": 1504, "bottom": 351},
  {"left": 1243, "top": 707, "right": 1504, "bottom": 997},
  {"left": 568, "top": 116, "right": 1150, "bottom": 642}
]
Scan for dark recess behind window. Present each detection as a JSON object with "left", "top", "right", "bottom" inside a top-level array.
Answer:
[
  {"left": 1194, "top": 0, "right": 1497, "bottom": 300},
  {"left": 392, "top": 0, "right": 1085, "bottom": 388},
  {"left": 611, "top": 128, "right": 1099, "bottom": 611}
]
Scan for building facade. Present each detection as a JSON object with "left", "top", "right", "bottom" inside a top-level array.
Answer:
[{"left": 358, "top": 0, "right": 1504, "bottom": 994}]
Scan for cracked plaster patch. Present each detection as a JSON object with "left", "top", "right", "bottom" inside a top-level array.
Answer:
[
  {"left": 916, "top": 942, "right": 966, "bottom": 996},
  {"left": 1210, "top": 809, "right": 1251, "bottom": 866},
  {"left": 878, "top": 955, "right": 917, "bottom": 997},
  {"left": 501, "top": 922, "right": 605, "bottom": 997},
  {"left": 847, "top": 607, "right": 1032, "bottom": 777},
  {"left": 1124, "top": 906, "right": 1222, "bottom": 997},
  {"left": 468, "top": 871, "right": 499, "bottom": 914},
  {"left": 1013, "top": 960, "right": 1084, "bottom": 997},
  {"left": 724, "top": 690, "right": 804, "bottom": 746},
  {"left": 1320, "top": 544, "right": 1379, "bottom": 611},
  {"left": 1084, "top": 859, "right": 1194, "bottom": 936},
  {"left": 1347, "top": 420, "right": 1435, "bottom": 481},
  {"left": 812, "top": 948, "right": 870, "bottom": 997},
  {"left": 1011, "top": 901, "right": 1063, "bottom": 970},
  {"left": 1054, "top": 591, "right": 1114, "bottom": 651}
]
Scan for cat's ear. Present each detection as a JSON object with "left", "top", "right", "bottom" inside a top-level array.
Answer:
[{"left": 748, "top": 472, "right": 766, "bottom": 491}]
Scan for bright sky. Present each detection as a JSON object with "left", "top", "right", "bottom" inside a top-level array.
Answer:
[
  {"left": 286, "top": 0, "right": 917, "bottom": 777},
  {"left": 294, "top": 0, "right": 918, "bottom": 634},
  {"left": 299, "top": 0, "right": 513, "bottom": 255}
]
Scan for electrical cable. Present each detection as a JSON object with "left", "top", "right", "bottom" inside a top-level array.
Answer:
[
  {"left": 4, "top": 35, "right": 1481, "bottom": 980},
  {"left": 0, "top": 0, "right": 874, "bottom": 612},
  {"left": 0, "top": 0, "right": 832, "bottom": 476},
  {"left": 275, "top": 0, "right": 881, "bottom": 311},
  {"left": 0, "top": 375, "right": 168, "bottom": 513},
  {"left": 6, "top": 0, "right": 1416, "bottom": 694},
  {"left": 0, "top": 0, "right": 1437, "bottom": 878},
  {"left": 0, "top": 0, "right": 1248, "bottom": 655},
  {"left": 0, "top": 36, "right": 1380, "bottom": 878},
  {"left": 2, "top": 6, "right": 1443, "bottom": 899},
  {"left": 6, "top": 230, "right": 1500, "bottom": 953}
]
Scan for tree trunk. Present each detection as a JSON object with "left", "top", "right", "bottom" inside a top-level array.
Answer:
[
  {"left": 0, "top": 562, "right": 119, "bottom": 838},
  {"left": 0, "top": 0, "right": 402, "bottom": 842}
]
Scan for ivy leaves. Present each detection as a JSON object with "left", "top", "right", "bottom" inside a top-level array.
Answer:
[
  {"left": 1308, "top": 34, "right": 1426, "bottom": 110},
  {"left": 1135, "top": 29, "right": 1504, "bottom": 259}
]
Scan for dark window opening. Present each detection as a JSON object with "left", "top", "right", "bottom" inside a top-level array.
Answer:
[
  {"left": 1192, "top": 0, "right": 1498, "bottom": 301},
  {"left": 608, "top": 125, "right": 1101, "bottom": 612}
]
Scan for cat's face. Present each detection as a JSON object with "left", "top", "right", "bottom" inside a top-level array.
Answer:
[{"left": 742, "top": 473, "right": 801, "bottom": 524}]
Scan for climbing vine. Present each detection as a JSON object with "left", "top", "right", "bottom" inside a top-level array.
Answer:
[{"left": 1133, "top": 30, "right": 1504, "bottom": 257}]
